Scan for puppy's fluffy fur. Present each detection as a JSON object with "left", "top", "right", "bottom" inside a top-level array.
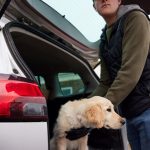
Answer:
[{"left": 50, "top": 96, "right": 125, "bottom": 150}]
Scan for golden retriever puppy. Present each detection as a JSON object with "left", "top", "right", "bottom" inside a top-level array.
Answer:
[{"left": 50, "top": 96, "right": 125, "bottom": 150}]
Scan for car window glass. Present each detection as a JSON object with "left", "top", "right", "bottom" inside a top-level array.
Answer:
[{"left": 58, "top": 73, "right": 85, "bottom": 96}]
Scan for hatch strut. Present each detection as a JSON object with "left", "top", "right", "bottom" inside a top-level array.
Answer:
[{"left": 0, "top": 0, "right": 11, "bottom": 19}]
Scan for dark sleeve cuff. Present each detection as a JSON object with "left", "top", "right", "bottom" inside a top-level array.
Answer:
[{"left": 65, "top": 127, "right": 92, "bottom": 140}]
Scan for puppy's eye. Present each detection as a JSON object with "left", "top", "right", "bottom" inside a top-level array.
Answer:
[{"left": 106, "top": 108, "right": 111, "bottom": 112}]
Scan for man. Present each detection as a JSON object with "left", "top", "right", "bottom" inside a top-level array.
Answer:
[{"left": 90, "top": 0, "right": 150, "bottom": 149}]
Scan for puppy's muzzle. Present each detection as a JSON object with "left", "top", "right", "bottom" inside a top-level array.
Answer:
[{"left": 120, "top": 118, "right": 126, "bottom": 125}]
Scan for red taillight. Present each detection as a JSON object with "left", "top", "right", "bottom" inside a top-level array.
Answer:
[
  {"left": 0, "top": 80, "right": 48, "bottom": 121},
  {"left": 6, "top": 82, "right": 43, "bottom": 96}
]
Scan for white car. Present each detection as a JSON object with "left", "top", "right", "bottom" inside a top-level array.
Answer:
[{"left": 0, "top": 0, "right": 149, "bottom": 150}]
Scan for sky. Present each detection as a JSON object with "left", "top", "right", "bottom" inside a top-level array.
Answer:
[{"left": 42, "top": 0, "right": 105, "bottom": 42}]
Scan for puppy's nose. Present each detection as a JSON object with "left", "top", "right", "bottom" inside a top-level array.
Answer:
[{"left": 120, "top": 118, "right": 126, "bottom": 125}]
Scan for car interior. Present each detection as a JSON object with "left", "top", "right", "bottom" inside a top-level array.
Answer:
[{"left": 4, "top": 21, "right": 124, "bottom": 149}]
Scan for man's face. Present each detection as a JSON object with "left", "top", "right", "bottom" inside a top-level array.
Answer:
[{"left": 93, "top": 0, "right": 121, "bottom": 18}]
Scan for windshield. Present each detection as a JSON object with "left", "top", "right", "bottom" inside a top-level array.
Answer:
[{"left": 41, "top": 0, "right": 105, "bottom": 42}]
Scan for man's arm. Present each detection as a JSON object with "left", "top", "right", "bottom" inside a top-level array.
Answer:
[
  {"left": 89, "top": 56, "right": 111, "bottom": 97},
  {"left": 105, "top": 11, "right": 150, "bottom": 105}
]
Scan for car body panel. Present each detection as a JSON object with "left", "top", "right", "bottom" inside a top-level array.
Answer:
[
  {"left": 0, "top": 31, "right": 25, "bottom": 76},
  {"left": 0, "top": 122, "right": 48, "bottom": 150}
]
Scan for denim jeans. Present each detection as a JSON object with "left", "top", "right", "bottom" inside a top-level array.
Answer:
[{"left": 126, "top": 108, "right": 150, "bottom": 150}]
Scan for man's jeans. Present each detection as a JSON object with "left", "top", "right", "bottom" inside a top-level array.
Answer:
[{"left": 126, "top": 108, "right": 150, "bottom": 150}]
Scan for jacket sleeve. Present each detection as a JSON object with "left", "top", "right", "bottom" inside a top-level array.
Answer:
[
  {"left": 89, "top": 54, "right": 110, "bottom": 97},
  {"left": 105, "top": 11, "right": 150, "bottom": 105}
]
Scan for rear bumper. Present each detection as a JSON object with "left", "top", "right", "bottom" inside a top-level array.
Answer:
[{"left": 0, "top": 122, "right": 48, "bottom": 150}]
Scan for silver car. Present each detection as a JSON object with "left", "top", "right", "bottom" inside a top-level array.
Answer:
[{"left": 0, "top": 0, "right": 149, "bottom": 150}]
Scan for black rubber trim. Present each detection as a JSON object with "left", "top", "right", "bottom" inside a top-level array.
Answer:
[
  {"left": 0, "top": 0, "right": 11, "bottom": 19},
  {"left": 0, "top": 73, "right": 36, "bottom": 83},
  {"left": 2, "top": 22, "right": 36, "bottom": 80}
]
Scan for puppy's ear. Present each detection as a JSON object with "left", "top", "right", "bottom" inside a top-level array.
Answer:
[{"left": 85, "top": 104, "right": 104, "bottom": 128}]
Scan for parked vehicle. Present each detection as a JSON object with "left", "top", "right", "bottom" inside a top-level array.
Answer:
[{"left": 0, "top": 0, "right": 149, "bottom": 150}]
